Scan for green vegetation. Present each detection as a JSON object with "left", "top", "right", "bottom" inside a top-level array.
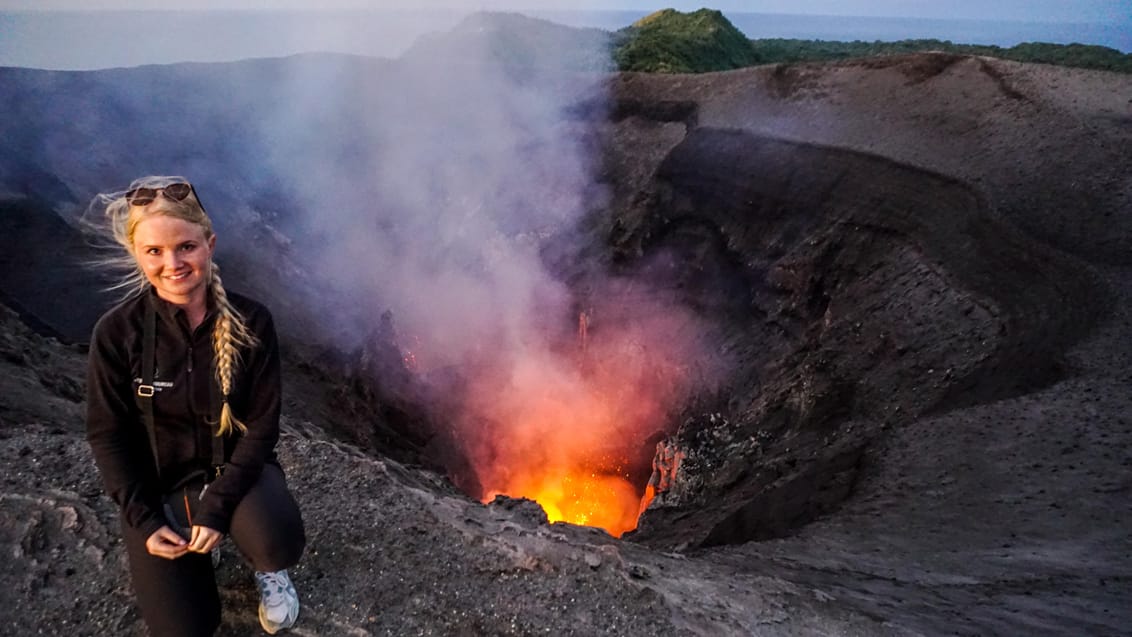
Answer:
[
  {"left": 612, "top": 9, "right": 760, "bottom": 73},
  {"left": 748, "top": 38, "right": 1132, "bottom": 73},
  {"left": 602, "top": 8, "right": 1131, "bottom": 75},
  {"left": 989, "top": 42, "right": 1132, "bottom": 73}
]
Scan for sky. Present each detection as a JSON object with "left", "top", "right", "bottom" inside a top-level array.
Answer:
[
  {"left": 0, "top": 0, "right": 1128, "bottom": 24},
  {"left": 1, "top": 0, "right": 1128, "bottom": 69}
]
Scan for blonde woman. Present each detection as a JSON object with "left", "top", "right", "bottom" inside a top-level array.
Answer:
[{"left": 85, "top": 176, "right": 304, "bottom": 636}]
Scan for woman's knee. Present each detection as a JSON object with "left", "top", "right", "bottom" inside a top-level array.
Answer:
[
  {"left": 248, "top": 524, "right": 305, "bottom": 571},
  {"left": 229, "top": 465, "right": 306, "bottom": 571},
  {"left": 236, "top": 505, "right": 305, "bottom": 571}
]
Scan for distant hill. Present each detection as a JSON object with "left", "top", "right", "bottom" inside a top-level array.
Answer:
[
  {"left": 402, "top": 11, "right": 615, "bottom": 71},
  {"left": 400, "top": 9, "right": 767, "bottom": 75},
  {"left": 613, "top": 9, "right": 760, "bottom": 73}
]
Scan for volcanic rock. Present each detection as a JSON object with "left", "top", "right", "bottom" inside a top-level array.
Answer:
[{"left": 1, "top": 51, "right": 1131, "bottom": 635}]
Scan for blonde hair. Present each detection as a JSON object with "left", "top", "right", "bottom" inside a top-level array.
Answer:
[{"left": 91, "top": 175, "right": 258, "bottom": 436}]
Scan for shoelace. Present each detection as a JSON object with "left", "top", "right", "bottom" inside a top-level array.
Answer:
[
  {"left": 258, "top": 572, "right": 286, "bottom": 595},
  {"left": 256, "top": 570, "right": 298, "bottom": 632},
  {"left": 256, "top": 571, "right": 295, "bottom": 607}
]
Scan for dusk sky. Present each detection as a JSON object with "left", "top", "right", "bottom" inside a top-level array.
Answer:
[{"left": 1, "top": 0, "right": 1128, "bottom": 23}]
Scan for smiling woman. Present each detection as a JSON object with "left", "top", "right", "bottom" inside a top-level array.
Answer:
[
  {"left": 83, "top": 176, "right": 305, "bottom": 636},
  {"left": 129, "top": 192, "right": 217, "bottom": 315},
  {"left": 132, "top": 214, "right": 214, "bottom": 305}
]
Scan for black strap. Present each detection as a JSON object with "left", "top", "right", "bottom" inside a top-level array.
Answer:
[
  {"left": 138, "top": 298, "right": 161, "bottom": 478},
  {"left": 138, "top": 298, "right": 227, "bottom": 483}
]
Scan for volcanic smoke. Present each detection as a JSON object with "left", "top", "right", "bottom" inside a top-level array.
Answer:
[
  {"left": 268, "top": 18, "right": 718, "bottom": 535},
  {"left": 473, "top": 297, "right": 708, "bottom": 534},
  {"left": 409, "top": 279, "right": 712, "bottom": 537}
]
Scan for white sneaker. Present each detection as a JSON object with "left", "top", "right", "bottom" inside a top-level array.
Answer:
[{"left": 254, "top": 569, "right": 299, "bottom": 634}]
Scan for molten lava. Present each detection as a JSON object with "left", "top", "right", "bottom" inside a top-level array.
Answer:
[
  {"left": 465, "top": 308, "right": 699, "bottom": 537},
  {"left": 487, "top": 467, "right": 642, "bottom": 537}
]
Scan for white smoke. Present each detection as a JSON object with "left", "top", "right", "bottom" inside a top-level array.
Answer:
[
  {"left": 244, "top": 6, "right": 724, "bottom": 521},
  {"left": 262, "top": 12, "right": 611, "bottom": 370}
]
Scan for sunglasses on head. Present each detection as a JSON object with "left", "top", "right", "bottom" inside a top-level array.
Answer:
[{"left": 125, "top": 182, "right": 193, "bottom": 206}]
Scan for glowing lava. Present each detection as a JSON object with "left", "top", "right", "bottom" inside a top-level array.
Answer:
[
  {"left": 472, "top": 370, "right": 651, "bottom": 537},
  {"left": 487, "top": 467, "right": 643, "bottom": 537},
  {"left": 464, "top": 308, "right": 700, "bottom": 537}
]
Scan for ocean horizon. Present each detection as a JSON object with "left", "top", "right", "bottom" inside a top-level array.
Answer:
[{"left": 0, "top": 9, "right": 1127, "bottom": 71}]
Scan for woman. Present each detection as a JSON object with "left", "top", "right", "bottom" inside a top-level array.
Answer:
[{"left": 85, "top": 176, "right": 305, "bottom": 636}]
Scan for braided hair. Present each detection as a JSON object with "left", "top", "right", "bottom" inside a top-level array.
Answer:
[
  {"left": 207, "top": 263, "right": 258, "bottom": 435},
  {"left": 92, "top": 175, "right": 258, "bottom": 436}
]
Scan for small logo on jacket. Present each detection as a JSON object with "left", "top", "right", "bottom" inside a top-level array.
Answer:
[{"left": 133, "top": 378, "right": 174, "bottom": 392}]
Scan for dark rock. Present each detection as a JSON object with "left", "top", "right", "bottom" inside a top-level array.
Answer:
[{"left": 487, "top": 494, "right": 550, "bottom": 526}]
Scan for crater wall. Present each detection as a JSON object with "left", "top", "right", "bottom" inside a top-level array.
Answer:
[{"left": 621, "top": 126, "right": 1106, "bottom": 547}]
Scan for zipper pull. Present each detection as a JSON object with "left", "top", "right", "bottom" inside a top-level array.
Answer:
[{"left": 187, "top": 345, "right": 193, "bottom": 373}]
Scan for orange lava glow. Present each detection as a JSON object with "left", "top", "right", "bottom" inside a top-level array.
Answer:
[
  {"left": 487, "top": 470, "right": 642, "bottom": 538},
  {"left": 466, "top": 311, "right": 697, "bottom": 537},
  {"left": 473, "top": 369, "right": 649, "bottom": 536}
]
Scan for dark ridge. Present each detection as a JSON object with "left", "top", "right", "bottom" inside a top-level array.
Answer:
[
  {"left": 977, "top": 58, "right": 1027, "bottom": 100},
  {"left": 0, "top": 198, "right": 114, "bottom": 343},
  {"left": 858, "top": 51, "right": 966, "bottom": 83},
  {"left": 609, "top": 98, "right": 699, "bottom": 126},
  {"left": 0, "top": 289, "right": 67, "bottom": 343}
]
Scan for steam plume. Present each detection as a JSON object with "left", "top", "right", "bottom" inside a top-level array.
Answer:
[{"left": 259, "top": 10, "right": 721, "bottom": 531}]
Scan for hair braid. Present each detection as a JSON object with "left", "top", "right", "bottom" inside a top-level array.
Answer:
[{"left": 209, "top": 264, "right": 259, "bottom": 436}]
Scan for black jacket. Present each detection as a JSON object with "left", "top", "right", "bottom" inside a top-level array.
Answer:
[{"left": 86, "top": 288, "right": 281, "bottom": 538}]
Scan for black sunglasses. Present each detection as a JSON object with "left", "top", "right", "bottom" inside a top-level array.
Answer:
[{"left": 125, "top": 182, "right": 193, "bottom": 206}]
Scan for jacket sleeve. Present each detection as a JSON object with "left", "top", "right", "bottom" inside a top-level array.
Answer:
[
  {"left": 85, "top": 314, "right": 166, "bottom": 539},
  {"left": 194, "top": 306, "right": 282, "bottom": 533}
]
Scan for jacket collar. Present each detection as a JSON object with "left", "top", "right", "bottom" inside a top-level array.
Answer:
[{"left": 146, "top": 287, "right": 217, "bottom": 339}]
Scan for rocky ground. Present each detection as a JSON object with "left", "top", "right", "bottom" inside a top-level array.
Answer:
[
  {"left": 0, "top": 304, "right": 891, "bottom": 636},
  {"left": 1, "top": 53, "right": 1131, "bottom": 636}
]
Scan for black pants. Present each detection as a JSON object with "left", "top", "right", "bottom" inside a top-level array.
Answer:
[{"left": 122, "top": 463, "right": 305, "bottom": 637}]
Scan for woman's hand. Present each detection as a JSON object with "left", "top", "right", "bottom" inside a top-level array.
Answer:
[
  {"left": 145, "top": 526, "right": 189, "bottom": 559},
  {"left": 188, "top": 525, "right": 224, "bottom": 554}
]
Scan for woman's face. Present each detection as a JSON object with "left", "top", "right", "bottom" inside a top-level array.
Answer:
[{"left": 132, "top": 214, "right": 216, "bottom": 307}]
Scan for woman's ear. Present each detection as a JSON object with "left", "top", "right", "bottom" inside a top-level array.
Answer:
[{"left": 208, "top": 234, "right": 217, "bottom": 252}]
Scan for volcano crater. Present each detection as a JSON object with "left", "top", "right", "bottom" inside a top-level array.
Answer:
[{"left": 601, "top": 126, "right": 1104, "bottom": 548}]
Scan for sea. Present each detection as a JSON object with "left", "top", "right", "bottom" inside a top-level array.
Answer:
[{"left": 0, "top": 9, "right": 1128, "bottom": 71}]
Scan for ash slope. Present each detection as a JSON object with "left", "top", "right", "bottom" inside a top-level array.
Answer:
[
  {"left": 0, "top": 54, "right": 1130, "bottom": 636},
  {"left": 614, "top": 54, "right": 1132, "bottom": 635}
]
